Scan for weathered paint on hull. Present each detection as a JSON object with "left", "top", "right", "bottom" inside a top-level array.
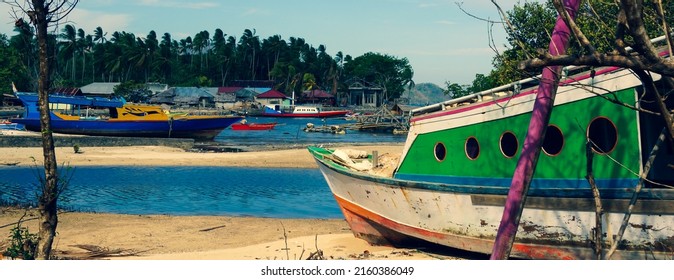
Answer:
[{"left": 311, "top": 148, "right": 674, "bottom": 260}]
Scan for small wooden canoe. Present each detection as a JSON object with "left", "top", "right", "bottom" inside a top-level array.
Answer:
[{"left": 231, "top": 122, "right": 277, "bottom": 131}]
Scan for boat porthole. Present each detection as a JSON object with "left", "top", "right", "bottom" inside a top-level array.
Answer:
[
  {"left": 587, "top": 117, "right": 618, "bottom": 154},
  {"left": 542, "top": 125, "right": 564, "bottom": 156},
  {"left": 500, "top": 131, "right": 518, "bottom": 158},
  {"left": 434, "top": 142, "right": 446, "bottom": 162},
  {"left": 465, "top": 137, "right": 480, "bottom": 160}
]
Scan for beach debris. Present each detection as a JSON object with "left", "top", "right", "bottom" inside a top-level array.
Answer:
[
  {"left": 303, "top": 122, "right": 346, "bottom": 134},
  {"left": 306, "top": 249, "right": 325, "bottom": 260},
  {"left": 55, "top": 244, "right": 142, "bottom": 259},
  {"left": 198, "top": 224, "right": 227, "bottom": 232}
]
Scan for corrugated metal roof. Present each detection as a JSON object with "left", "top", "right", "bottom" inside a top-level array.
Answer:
[
  {"left": 217, "top": 87, "right": 243, "bottom": 94},
  {"left": 149, "top": 87, "right": 214, "bottom": 105}
]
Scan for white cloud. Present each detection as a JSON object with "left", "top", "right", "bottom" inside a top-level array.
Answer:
[
  {"left": 63, "top": 8, "right": 132, "bottom": 35},
  {"left": 138, "top": 0, "right": 218, "bottom": 9}
]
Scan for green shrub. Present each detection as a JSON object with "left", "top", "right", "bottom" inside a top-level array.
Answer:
[{"left": 3, "top": 222, "right": 38, "bottom": 260}]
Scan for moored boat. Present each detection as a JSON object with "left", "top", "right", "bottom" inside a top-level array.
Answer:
[
  {"left": 309, "top": 51, "right": 674, "bottom": 259},
  {"left": 11, "top": 92, "right": 243, "bottom": 140},
  {"left": 231, "top": 121, "right": 277, "bottom": 130},
  {"left": 262, "top": 104, "right": 349, "bottom": 118}
]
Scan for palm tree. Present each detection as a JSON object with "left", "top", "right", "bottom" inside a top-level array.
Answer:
[
  {"left": 59, "top": 24, "right": 77, "bottom": 81},
  {"left": 158, "top": 32, "right": 172, "bottom": 82},
  {"left": 238, "top": 29, "right": 259, "bottom": 79},
  {"left": 93, "top": 26, "right": 107, "bottom": 44},
  {"left": 261, "top": 34, "right": 286, "bottom": 80},
  {"left": 192, "top": 30, "right": 209, "bottom": 72},
  {"left": 76, "top": 28, "right": 92, "bottom": 83}
]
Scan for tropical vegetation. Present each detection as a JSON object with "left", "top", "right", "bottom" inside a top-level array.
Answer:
[
  {"left": 444, "top": 1, "right": 674, "bottom": 98},
  {"left": 0, "top": 25, "right": 413, "bottom": 105}
]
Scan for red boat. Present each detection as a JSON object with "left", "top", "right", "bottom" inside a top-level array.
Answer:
[{"left": 231, "top": 122, "right": 277, "bottom": 131}]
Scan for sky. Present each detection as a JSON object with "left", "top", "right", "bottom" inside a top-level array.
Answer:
[{"left": 0, "top": 0, "right": 526, "bottom": 86}]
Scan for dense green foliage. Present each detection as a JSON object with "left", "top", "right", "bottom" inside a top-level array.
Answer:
[
  {"left": 490, "top": 1, "right": 674, "bottom": 86},
  {"left": 1, "top": 24, "right": 413, "bottom": 103}
]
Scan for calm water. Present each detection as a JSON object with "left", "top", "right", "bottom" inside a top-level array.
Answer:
[
  {"left": 214, "top": 116, "right": 406, "bottom": 145},
  {"left": 0, "top": 166, "right": 343, "bottom": 219},
  {"left": 1, "top": 116, "right": 404, "bottom": 218}
]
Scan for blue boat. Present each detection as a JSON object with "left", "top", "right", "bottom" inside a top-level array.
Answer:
[{"left": 11, "top": 92, "right": 243, "bottom": 140}]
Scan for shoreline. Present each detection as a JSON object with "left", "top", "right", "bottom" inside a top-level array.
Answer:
[
  {"left": 0, "top": 143, "right": 404, "bottom": 168},
  {"left": 0, "top": 143, "right": 466, "bottom": 261}
]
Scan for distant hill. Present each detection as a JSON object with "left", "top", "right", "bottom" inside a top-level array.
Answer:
[{"left": 401, "top": 83, "right": 451, "bottom": 106}]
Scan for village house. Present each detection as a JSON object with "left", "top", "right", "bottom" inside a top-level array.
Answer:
[
  {"left": 148, "top": 87, "right": 215, "bottom": 108},
  {"left": 345, "top": 80, "right": 384, "bottom": 107},
  {"left": 300, "top": 89, "right": 336, "bottom": 106},
  {"left": 255, "top": 89, "right": 289, "bottom": 107}
]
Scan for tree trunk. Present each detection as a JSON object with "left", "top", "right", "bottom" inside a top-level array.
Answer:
[
  {"left": 31, "top": 0, "right": 60, "bottom": 260},
  {"left": 490, "top": 0, "right": 581, "bottom": 259}
]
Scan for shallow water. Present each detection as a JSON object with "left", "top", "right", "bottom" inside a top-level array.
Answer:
[
  {"left": 214, "top": 116, "right": 406, "bottom": 145},
  {"left": 0, "top": 166, "right": 343, "bottom": 219},
  {"left": 1, "top": 116, "right": 403, "bottom": 218}
]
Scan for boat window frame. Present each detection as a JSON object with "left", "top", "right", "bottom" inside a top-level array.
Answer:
[
  {"left": 587, "top": 116, "right": 618, "bottom": 155},
  {"left": 465, "top": 136, "right": 480, "bottom": 160},
  {"left": 434, "top": 142, "right": 447, "bottom": 162},
  {"left": 542, "top": 124, "right": 564, "bottom": 157},
  {"left": 499, "top": 131, "right": 519, "bottom": 158}
]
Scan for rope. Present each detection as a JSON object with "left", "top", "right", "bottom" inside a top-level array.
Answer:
[{"left": 588, "top": 138, "right": 674, "bottom": 189}]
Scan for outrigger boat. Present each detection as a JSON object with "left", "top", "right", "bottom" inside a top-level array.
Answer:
[
  {"left": 11, "top": 92, "right": 243, "bottom": 140},
  {"left": 309, "top": 41, "right": 674, "bottom": 259}
]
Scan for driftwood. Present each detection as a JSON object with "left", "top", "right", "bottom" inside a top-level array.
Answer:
[
  {"left": 54, "top": 244, "right": 144, "bottom": 260},
  {"left": 198, "top": 225, "right": 227, "bottom": 232}
]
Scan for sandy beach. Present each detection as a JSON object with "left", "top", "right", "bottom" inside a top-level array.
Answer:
[{"left": 0, "top": 144, "right": 463, "bottom": 260}]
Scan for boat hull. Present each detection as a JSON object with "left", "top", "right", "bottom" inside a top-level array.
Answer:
[
  {"left": 309, "top": 147, "right": 674, "bottom": 260},
  {"left": 231, "top": 123, "right": 276, "bottom": 130},
  {"left": 12, "top": 116, "right": 242, "bottom": 140},
  {"left": 261, "top": 111, "right": 349, "bottom": 118}
]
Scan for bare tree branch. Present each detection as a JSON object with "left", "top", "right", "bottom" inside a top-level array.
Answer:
[
  {"left": 519, "top": 52, "right": 674, "bottom": 77},
  {"left": 620, "top": 0, "right": 663, "bottom": 63}
]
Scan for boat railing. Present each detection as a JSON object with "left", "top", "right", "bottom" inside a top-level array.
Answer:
[{"left": 411, "top": 35, "right": 671, "bottom": 117}]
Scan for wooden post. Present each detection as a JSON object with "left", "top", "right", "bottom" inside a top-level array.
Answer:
[
  {"left": 372, "top": 150, "right": 378, "bottom": 167},
  {"left": 490, "top": 0, "right": 581, "bottom": 260}
]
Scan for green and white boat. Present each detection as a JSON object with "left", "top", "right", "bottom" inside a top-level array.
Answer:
[{"left": 309, "top": 50, "right": 674, "bottom": 259}]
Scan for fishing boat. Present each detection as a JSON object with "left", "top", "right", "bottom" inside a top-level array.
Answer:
[
  {"left": 231, "top": 121, "right": 277, "bottom": 131},
  {"left": 309, "top": 47, "right": 674, "bottom": 259},
  {"left": 262, "top": 104, "right": 349, "bottom": 118},
  {"left": 11, "top": 92, "right": 243, "bottom": 140}
]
